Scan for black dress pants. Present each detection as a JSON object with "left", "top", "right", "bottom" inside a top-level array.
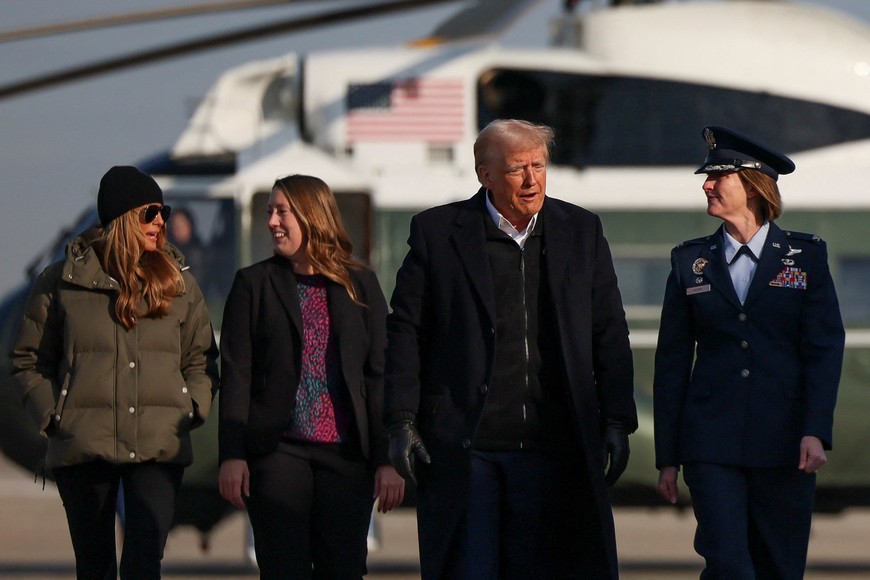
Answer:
[
  {"left": 53, "top": 460, "right": 184, "bottom": 580},
  {"left": 245, "top": 441, "right": 374, "bottom": 580}
]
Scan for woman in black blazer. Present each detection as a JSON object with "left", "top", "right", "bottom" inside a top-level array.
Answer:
[
  {"left": 218, "top": 174, "right": 404, "bottom": 579},
  {"left": 654, "top": 127, "right": 845, "bottom": 579}
]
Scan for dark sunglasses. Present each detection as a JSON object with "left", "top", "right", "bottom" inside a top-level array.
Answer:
[{"left": 138, "top": 204, "right": 171, "bottom": 224}]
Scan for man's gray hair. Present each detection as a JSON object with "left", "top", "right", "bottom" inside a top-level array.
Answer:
[{"left": 474, "top": 119, "right": 555, "bottom": 171}]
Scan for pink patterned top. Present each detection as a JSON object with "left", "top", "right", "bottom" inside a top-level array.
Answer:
[{"left": 284, "top": 274, "right": 353, "bottom": 443}]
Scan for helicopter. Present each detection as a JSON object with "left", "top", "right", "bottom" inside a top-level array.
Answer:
[{"left": 3, "top": 0, "right": 870, "bottom": 553}]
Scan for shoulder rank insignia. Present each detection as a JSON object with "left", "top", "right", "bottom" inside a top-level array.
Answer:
[
  {"left": 784, "top": 231, "right": 822, "bottom": 244},
  {"left": 692, "top": 258, "right": 709, "bottom": 275}
]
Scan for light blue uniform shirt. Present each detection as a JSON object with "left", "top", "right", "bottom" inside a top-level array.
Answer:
[{"left": 723, "top": 221, "right": 769, "bottom": 304}]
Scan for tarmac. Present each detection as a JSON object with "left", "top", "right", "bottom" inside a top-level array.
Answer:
[{"left": 2, "top": 454, "right": 869, "bottom": 579}]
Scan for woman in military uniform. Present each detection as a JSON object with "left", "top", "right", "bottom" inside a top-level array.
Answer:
[{"left": 653, "top": 126, "right": 845, "bottom": 579}]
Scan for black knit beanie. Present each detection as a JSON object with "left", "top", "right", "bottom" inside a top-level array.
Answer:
[{"left": 97, "top": 166, "right": 164, "bottom": 226}]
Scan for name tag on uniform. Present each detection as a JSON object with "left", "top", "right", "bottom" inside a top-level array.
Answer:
[{"left": 687, "top": 284, "right": 711, "bottom": 296}]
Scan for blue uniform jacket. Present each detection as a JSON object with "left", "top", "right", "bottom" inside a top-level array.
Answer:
[{"left": 654, "top": 222, "right": 844, "bottom": 469}]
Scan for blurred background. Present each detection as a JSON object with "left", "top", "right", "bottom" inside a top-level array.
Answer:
[{"left": 2, "top": 0, "right": 870, "bottom": 577}]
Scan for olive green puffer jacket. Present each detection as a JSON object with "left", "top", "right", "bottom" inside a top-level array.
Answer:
[{"left": 11, "top": 232, "right": 219, "bottom": 469}]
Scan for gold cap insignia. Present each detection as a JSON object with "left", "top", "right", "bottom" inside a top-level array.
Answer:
[{"left": 704, "top": 128, "right": 717, "bottom": 150}]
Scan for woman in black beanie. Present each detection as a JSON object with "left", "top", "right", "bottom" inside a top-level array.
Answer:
[{"left": 12, "top": 165, "right": 219, "bottom": 579}]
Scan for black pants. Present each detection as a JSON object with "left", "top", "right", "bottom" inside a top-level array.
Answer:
[
  {"left": 245, "top": 441, "right": 373, "bottom": 580},
  {"left": 53, "top": 460, "right": 184, "bottom": 580}
]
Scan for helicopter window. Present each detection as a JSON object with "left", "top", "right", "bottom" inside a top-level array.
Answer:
[
  {"left": 837, "top": 257, "right": 870, "bottom": 326},
  {"left": 336, "top": 192, "right": 373, "bottom": 265},
  {"left": 611, "top": 255, "right": 671, "bottom": 316},
  {"left": 262, "top": 75, "right": 298, "bottom": 122},
  {"left": 372, "top": 210, "right": 417, "bottom": 302},
  {"left": 428, "top": 145, "right": 455, "bottom": 164},
  {"left": 164, "top": 197, "right": 237, "bottom": 329},
  {"left": 477, "top": 69, "right": 870, "bottom": 168}
]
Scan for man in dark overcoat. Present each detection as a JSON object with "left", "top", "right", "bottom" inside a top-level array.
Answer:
[{"left": 384, "top": 119, "right": 638, "bottom": 579}]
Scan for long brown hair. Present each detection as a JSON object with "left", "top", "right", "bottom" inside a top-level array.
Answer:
[
  {"left": 95, "top": 209, "right": 184, "bottom": 329},
  {"left": 273, "top": 175, "right": 362, "bottom": 304}
]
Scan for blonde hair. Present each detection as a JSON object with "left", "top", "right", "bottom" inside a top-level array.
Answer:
[
  {"left": 474, "top": 119, "right": 555, "bottom": 176},
  {"left": 273, "top": 175, "right": 362, "bottom": 304},
  {"left": 95, "top": 209, "right": 184, "bottom": 329},
  {"left": 739, "top": 169, "right": 783, "bottom": 221}
]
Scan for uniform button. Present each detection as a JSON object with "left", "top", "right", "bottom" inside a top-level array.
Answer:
[
  {"left": 188, "top": 412, "right": 194, "bottom": 419},
  {"left": 129, "top": 452, "right": 136, "bottom": 459},
  {"left": 129, "top": 362, "right": 135, "bottom": 368},
  {"left": 489, "top": 327, "right": 495, "bottom": 336},
  {"left": 480, "top": 384, "right": 488, "bottom": 394},
  {"left": 55, "top": 414, "right": 61, "bottom": 421},
  {"left": 128, "top": 407, "right": 135, "bottom": 414},
  {"left": 462, "top": 439, "right": 471, "bottom": 449},
  {"left": 738, "top": 313, "right": 747, "bottom": 322},
  {"left": 61, "top": 389, "right": 68, "bottom": 396},
  {"left": 741, "top": 369, "right": 750, "bottom": 378},
  {"left": 182, "top": 387, "right": 188, "bottom": 394},
  {"left": 740, "top": 340, "right": 749, "bottom": 349}
]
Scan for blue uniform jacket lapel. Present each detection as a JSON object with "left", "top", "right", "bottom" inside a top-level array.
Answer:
[
  {"left": 743, "top": 222, "right": 789, "bottom": 308},
  {"left": 697, "top": 227, "right": 742, "bottom": 310}
]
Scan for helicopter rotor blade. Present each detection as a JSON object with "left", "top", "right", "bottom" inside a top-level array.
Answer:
[
  {"left": 0, "top": 0, "right": 302, "bottom": 43},
  {"left": 0, "top": 0, "right": 461, "bottom": 101},
  {"left": 424, "top": 0, "right": 542, "bottom": 43}
]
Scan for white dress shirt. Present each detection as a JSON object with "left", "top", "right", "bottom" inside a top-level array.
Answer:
[{"left": 484, "top": 191, "right": 539, "bottom": 249}]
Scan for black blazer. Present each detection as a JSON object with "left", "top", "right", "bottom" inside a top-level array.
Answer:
[
  {"left": 218, "top": 255, "right": 388, "bottom": 465},
  {"left": 654, "top": 222, "right": 845, "bottom": 469}
]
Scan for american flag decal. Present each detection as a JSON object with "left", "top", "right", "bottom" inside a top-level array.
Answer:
[{"left": 346, "top": 78, "right": 465, "bottom": 143}]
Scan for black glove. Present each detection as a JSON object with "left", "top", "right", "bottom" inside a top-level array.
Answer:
[
  {"left": 602, "top": 424, "right": 630, "bottom": 487},
  {"left": 387, "top": 420, "right": 431, "bottom": 485}
]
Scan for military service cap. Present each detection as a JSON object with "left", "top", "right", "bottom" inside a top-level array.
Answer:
[{"left": 694, "top": 126, "right": 795, "bottom": 181}]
